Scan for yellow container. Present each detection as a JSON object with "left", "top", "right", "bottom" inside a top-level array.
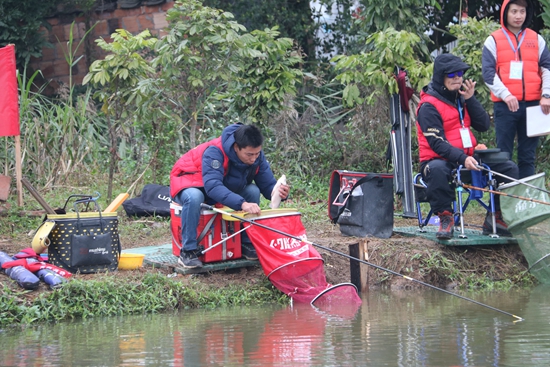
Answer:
[{"left": 118, "top": 253, "right": 145, "bottom": 270}]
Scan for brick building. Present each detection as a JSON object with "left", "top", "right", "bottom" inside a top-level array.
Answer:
[{"left": 29, "top": 0, "right": 175, "bottom": 91}]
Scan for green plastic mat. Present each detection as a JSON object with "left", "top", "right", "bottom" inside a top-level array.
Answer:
[
  {"left": 123, "top": 243, "right": 260, "bottom": 275},
  {"left": 394, "top": 226, "right": 518, "bottom": 246}
]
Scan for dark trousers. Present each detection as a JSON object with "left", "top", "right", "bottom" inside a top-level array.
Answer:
[
  {"left": 494, "top": 101, "right": 539, "bottom": 179},
  {"left": 420, "top": 158, "right": 519, "bottom": 215}
]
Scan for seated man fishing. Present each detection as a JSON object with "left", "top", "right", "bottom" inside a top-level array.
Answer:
[
  {"left": 416, "top": 53, "right": 519, "bottom": 239},
  {"left": 170, "top": 123, "right": 290, "bottom": 268}
]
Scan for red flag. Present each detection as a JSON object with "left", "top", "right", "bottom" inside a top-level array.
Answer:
[{"left": 0, "top": 44, "right": 20, "bottom": 137}]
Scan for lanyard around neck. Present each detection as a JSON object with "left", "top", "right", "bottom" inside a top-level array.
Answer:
[
  {"left": 502, "top": 28, "right": 526, "bottom": 60},
  {"left": 457, "top": 98, "right": 465, "bottom": 128}
]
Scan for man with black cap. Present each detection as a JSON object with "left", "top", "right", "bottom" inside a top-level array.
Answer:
[
  {"left": 416, "top": 53, "right": 519, "bottom": 239},
  {"left": 482, "top": 0, "right": 550, "bottom": 179}
]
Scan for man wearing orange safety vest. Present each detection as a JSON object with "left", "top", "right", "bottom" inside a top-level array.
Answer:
[{"left": 482, "top": 0, "right": 550, "bottom": 178}]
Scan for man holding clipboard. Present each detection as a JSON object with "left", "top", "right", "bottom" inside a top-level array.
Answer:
[{"left": 482, "top": 0, "right": 550, "bottom": 178}]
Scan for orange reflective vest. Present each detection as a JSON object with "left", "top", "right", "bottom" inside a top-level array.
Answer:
[{"left": 491, "top": 28, "right": 541, "bottom": 102}]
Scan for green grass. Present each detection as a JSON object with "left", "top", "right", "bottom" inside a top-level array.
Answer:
[{"left": 0, "top": 273, "right": 286, "bottom": 328}]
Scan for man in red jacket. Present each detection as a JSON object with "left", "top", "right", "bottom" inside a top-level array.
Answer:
[
  {"left": 170, "top": 123, "right": 289, "bottom": 268},
  {"left": 417, "top": 54, "right": 519, "bottom": 239},
  {"left": 482, "top": 0, "right": 550, "bottom": 178}
]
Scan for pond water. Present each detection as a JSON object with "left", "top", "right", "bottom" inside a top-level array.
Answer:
[{"left": 1, "top": 285, "right": 550, "bottom": 366}]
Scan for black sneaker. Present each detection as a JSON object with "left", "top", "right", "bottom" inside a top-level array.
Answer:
[
  {"left": 482, "top": 210, "right": 512, "bottom": 237},
  {"left": 436, "top": 210, "right": 454, "bottom": 240},
  {"left": 178, "top": 249, "right": 203, "bottom": 268},
  {"left": 241, "top": 242, "right": 258, "bottom": 260}
]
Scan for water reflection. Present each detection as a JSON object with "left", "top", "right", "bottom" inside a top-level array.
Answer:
[{"left": 2, "top": 286, "right": 550, "bottom": 366}]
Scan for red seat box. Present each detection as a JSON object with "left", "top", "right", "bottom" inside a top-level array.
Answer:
[{"left": 170, "top": 203, "right": 242, "bottom": 263}]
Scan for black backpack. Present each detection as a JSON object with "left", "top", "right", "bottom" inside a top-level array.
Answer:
[{"left": 122, "top": 184, "right": 171, "bottom": 217}]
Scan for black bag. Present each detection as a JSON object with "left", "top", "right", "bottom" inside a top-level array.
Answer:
[
  {"left": 47, "top": 194, "right": 121, "bottom": 274},
  {"left": 328, "top": 170, "right": 394, "bottom": 239},
  {"left": 122, "top": 184, "right": 171, "bottom": 217}
]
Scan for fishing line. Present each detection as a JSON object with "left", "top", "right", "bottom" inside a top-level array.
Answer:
[
  {"left": 477, "top": 166, "right": 550, "bottom": 196},
  {"left": 202, "top": 204, "right": 524, "bottom": 322},
  {"left": 461, "top": 183, "right": 550, "bottom": 207}
]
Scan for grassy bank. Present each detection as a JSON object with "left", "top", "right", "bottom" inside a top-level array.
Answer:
[
  {"left": 0, "top": 272, "right": 286, "bottom": 328},
  {"left": 0, "top": 174, "right": 539, "bottom": 329}
]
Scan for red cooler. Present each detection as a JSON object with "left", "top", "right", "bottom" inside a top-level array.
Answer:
[{"left": 170, "top": 203, "right": 242, "bottom": 263}]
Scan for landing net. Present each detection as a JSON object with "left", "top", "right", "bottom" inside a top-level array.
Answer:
[
  {"left": 242, "top": 210, "right": 362, "bottom": 306},
  {"left": 500, "top": 173, "right": 550, "bottom": 283}
]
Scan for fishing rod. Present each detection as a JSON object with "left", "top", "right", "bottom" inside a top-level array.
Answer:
[
  {"left": 476, "top": 165, "right": 550, "bottom": 196},
  {"left": 461, "top": 183, "right": 550, "bottom": 207},
  {"left": 201, "top": 203, "right": 524, "bottom": 322}
]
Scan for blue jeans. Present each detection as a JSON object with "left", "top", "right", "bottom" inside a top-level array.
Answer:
[
  {"left": 494, "top": 101, "right": 539, "bottom": 179},
  {"left": 174, "top": 184, "right": 260, "bottom": 254}
]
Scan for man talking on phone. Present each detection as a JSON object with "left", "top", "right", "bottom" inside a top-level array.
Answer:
[{"left": 416, "top": 53, "right": 519, "bottom": 239}]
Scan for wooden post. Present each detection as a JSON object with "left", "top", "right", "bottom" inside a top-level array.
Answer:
[
  {"left": 349, "top": 239, "right": 369, "bottom": 293},
  {"left": 14, "top": 135, "right": 22, "bottom": 206}
]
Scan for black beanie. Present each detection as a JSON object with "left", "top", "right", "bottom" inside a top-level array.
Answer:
[{"left": 432, "top": 54, "right": 471, "bottom": 95}]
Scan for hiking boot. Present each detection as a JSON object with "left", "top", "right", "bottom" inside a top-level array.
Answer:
[
  {"left": 436, "top": 210, "right": 454, "bottom": 240},
  {"left": 482, "top": 211, "right": 512, "bottom": 237},
  {"left": 178, "top": 249, "right": 203, "bottom": 268},
  {"left": 241, "top": 242, "right": 258, "bottom": 260}
]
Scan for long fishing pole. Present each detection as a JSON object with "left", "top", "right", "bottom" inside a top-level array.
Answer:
[
  {"left": 461, "top": 183, "right": 550, "bottom": 206},
  {"left": 477, "top": 165, "right": 550, "bottom": 196},
  {"left": 202, "top": 204, "right": 524, "bottom": 322}
]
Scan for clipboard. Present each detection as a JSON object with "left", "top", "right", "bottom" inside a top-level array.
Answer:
[{"left": 526, "top": 106, "right": 550, "bottom": 137}]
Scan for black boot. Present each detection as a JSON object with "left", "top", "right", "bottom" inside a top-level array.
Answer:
[
  {"left": 436, "top": 210, "right": 454, "bottom": 239},
  {"left": 482, "top": 210, "right": 512, "bottom": 236},
  {"left": 178, "top": 249, "right": 203, "bottom": 268},
  {"left": 241, "top": 242, "right": 258, "bottom": 260}
]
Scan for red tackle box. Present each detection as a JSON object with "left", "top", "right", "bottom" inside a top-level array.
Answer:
[{"left": 170, "top": 203, "right": 242, "bottom": 263}]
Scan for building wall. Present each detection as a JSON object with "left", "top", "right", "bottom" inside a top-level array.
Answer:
[{"left": 29, "top": 1, "right": 175, "bottom": 91}]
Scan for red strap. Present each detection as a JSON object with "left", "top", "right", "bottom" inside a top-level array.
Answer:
[
  {"left": 396, "top": 70, "right": 415, "bottom": 112},
  {"left": 2, "top": 258, "right": 72, "bottom": 278},
  {"left": 1, "top": 258, "right": 27, "bottom": 269}
]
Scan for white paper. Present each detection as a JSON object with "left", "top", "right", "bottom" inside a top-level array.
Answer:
[
  {"left": 269, "top": 174, "right": 287, "bottom": 209},
  {"left": 509, "top": 61, "right": 523, "bottom": 79},
  {"left": 526, "top": 106, "right": 550, "bottom": 137}
]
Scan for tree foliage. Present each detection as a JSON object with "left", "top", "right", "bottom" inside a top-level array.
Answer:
[
  {"left": 332, "top": 28, "right": 432, "bottom": 106},
  {"left": 314, "top": 0, "right": 439, "bottom": 57},
  {"left": 314, "top": 0, "right": 546, "bottom": 56},
  {"left": 135, "top": 0, "right": 304, "bottom": 149},
  {"left": 83, "top": 29, "right": 158, "bottom": 199},
  {"left": 447, "top": 18, "right": 500, "bottom": 112},
  {"left": 203, "top": 0, "right": 316, "bottom": 63},
  {"left": 0, "top": 0, "right": 60, "bottom": 66},
  {"left": 149, "top": 0, "right": 248, "bottom": 148},
  {"left": 354, "top": 0, "right": 440, "bottom": 39},
  {"left": 225, "top": 27, "right": 304, "bottom": 123}
]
